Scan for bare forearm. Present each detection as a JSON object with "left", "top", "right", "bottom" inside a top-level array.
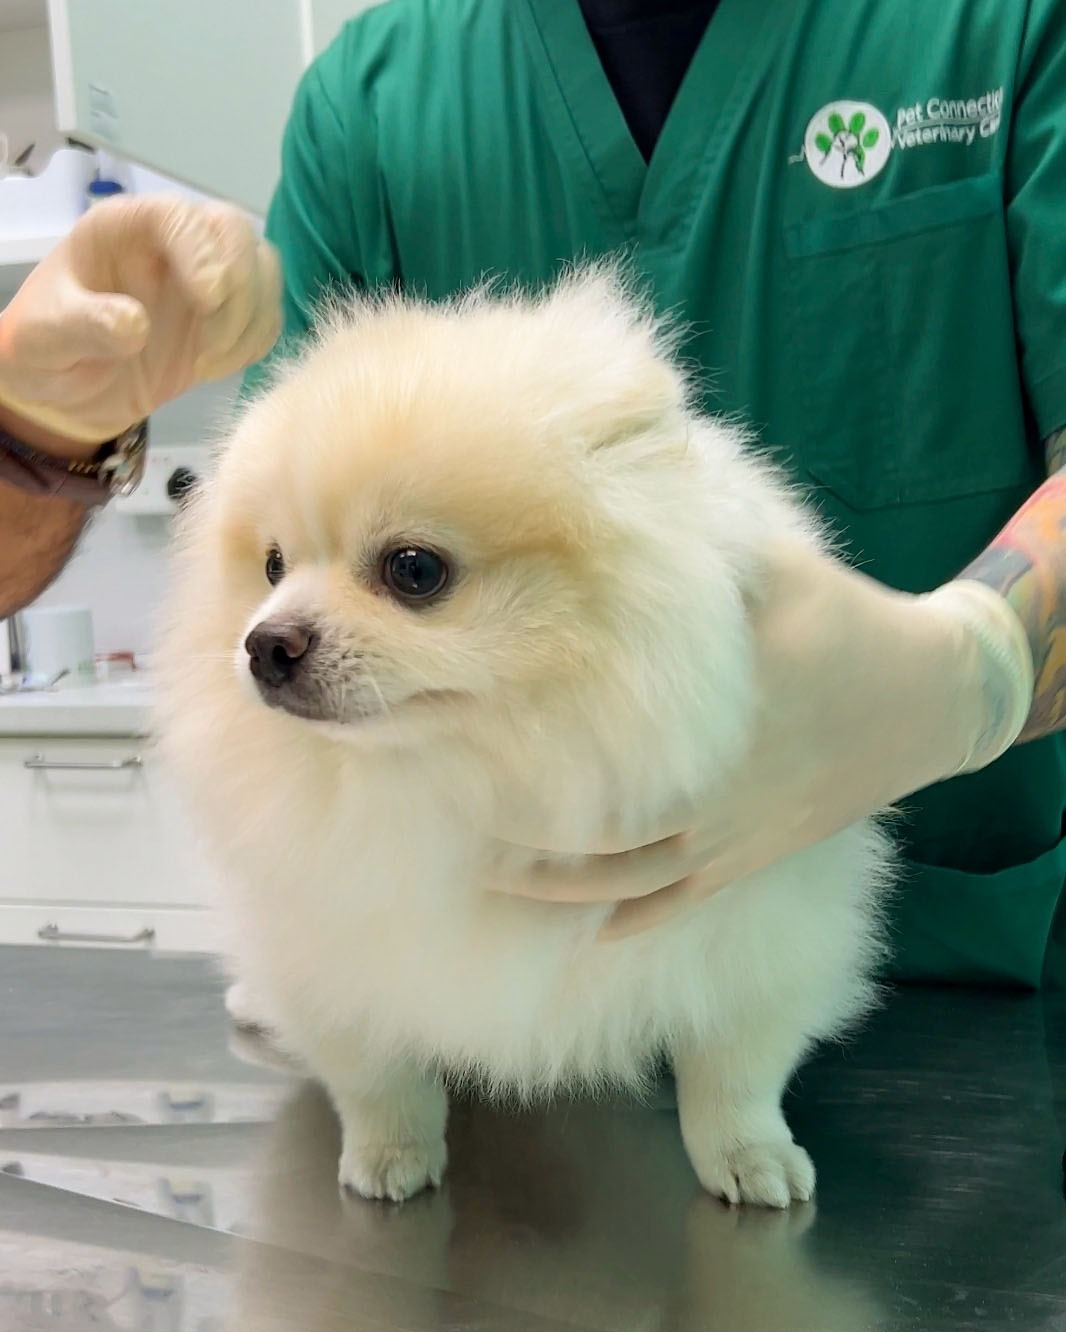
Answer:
[
  {"left": 962, "top": 427, "right": 1066, "bottom": 743},
  {"left": 0, "top": 481, "right": 87, "bottom": 617},
  {"left": 0, "top": 402, "right": 99, "bottom": 617}
]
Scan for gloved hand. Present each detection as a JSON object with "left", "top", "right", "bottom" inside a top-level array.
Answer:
[
  {"left": 498, "top": 539, "right": 1035, "bottom": 938},
  {"left": 0, "top": 194, "right": 281, "bottom": 448}
]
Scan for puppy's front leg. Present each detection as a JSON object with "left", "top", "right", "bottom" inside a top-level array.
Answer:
[
  {"left": 674, "top": 1014, "right": 815, "bottom": 1209},
  {"left": 224, "top": 980, "right": 273, "bottom": 1031},
  {"left": 307, "top": 1040, "right": 448, "bottom": 1202}
]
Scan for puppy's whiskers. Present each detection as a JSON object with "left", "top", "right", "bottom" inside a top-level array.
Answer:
[{"left": 361, "top": 663, "right": 392, "bottom": 719}]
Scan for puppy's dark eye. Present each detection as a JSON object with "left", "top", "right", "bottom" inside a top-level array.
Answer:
[
  {"left": 265, "top": 546, "right": 286, "bottom": 586},
  {"left": 382, "top": 547, "right": 449, "bottom": 603}
]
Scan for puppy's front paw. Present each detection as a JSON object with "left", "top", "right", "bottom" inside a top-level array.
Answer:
[
  {"left": 339, "top": 1135, "right": 447, "bottom": 1203},
  {"left": 687, "top": 1135, "right": 815, "bottom": 1209}
]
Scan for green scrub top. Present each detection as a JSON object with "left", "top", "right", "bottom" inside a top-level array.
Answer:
[{"left": 253, "top": 0, "right": 1066, "bottom": 988}]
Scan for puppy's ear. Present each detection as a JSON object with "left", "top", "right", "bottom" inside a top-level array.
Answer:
[{"left": 537, "top": 267, "right": 689, "bottom": 451}]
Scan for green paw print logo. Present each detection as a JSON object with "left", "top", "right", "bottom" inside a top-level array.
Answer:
[
  {"left": 804, "top": 101, "right": 892, "bottom": 189},
  {"left": 816, "top": 110, "right": 880, "bottom": 176}
]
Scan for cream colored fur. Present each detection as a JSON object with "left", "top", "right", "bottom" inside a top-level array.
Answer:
[{"left": 158, "top": 271, "right": 890, "bottom": 1207}]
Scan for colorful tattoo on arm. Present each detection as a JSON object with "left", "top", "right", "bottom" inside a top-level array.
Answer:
[{"left": 962, "top": 427, "right": 1066, "bottom": 743}]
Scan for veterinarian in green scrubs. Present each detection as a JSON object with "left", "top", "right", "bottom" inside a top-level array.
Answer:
[{"left": 250, "top": 0, "right": 1066, "bottom": 988}]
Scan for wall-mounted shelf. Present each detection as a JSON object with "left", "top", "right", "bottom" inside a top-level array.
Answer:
[
  {"left": 0, "top": 152, "right": 255, "bottom": 277},
  {"left": 0, "top": 144, "right": 93, "bottom": 270},
  {"left": 0, "top": 232, "right": 65, "bottom": 267}
]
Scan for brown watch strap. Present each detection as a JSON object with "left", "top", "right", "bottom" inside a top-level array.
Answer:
[{"left": 0, "top": 423, "right": 146, "bottom": 508}]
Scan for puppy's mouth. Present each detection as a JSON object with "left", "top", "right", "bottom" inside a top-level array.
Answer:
[
  {"left": 252, "top": 677, "right": 468, "bottom": 728},
  {"left": 253, "top": 684, "right": 347, "bottom": 724}
]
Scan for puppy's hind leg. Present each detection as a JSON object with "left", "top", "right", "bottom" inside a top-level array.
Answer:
[{"left": 674, "top": 1008, "right": 816, "bottom": 1209}]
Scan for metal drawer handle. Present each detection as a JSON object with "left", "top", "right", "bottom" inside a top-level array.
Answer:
[
  {"left": 37, "top": 923, "right": 156, "bottom": 945},
  {"left": 24, "top": 753, "right": 143, "bottom": 772},
  {"left": 162, "top": 1093, "right": 208, "bottom": 1112}
]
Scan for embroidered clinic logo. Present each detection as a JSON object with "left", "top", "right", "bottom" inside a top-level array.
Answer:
[{"left": 804, "top": 101, "right": 892, "bottom": 189}]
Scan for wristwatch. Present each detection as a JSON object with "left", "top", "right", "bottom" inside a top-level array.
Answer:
[{"left": 0, "top": 419, "right": 148, "bottom": 507}]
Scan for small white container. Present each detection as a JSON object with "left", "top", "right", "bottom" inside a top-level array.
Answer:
[{"left": 19, "top": 605, "right": 96, "bottom": 689}]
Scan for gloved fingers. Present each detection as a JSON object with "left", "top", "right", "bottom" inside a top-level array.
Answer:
[
  {"left": 495, "top": 832, "right": 701, "bottom": 904},
  {"left": 194, "top": 240, "right": 282, "bottom": 381},
  {"left": 2, "top": 273, "right": 149, "bottom": 370},
  {"left": 87, "top": 195, "right": 259, "bottom": 316},
  {"left": 597, "top": 875, "right": 703, "bottom": 939}
]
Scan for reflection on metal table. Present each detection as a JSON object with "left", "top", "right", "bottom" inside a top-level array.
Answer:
[{"left": 0, "top": 945, "right": 1063, "bottom": 1331}]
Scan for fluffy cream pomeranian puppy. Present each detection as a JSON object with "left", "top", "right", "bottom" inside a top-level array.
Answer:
[{"left": 158, "top": 270, "right": 890, "bottom": 1208}]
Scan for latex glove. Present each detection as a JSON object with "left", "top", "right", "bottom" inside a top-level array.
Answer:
[
  {"left": 0, "top": 194, "right": 281, "bottom": 447},
  {"left": 499, "top": 540, "right": 1034, "bottom": 938}
]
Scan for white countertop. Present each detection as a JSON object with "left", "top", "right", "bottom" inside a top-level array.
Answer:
[{"left": 0, "top": 677, "right": 153, "bottom": 737}]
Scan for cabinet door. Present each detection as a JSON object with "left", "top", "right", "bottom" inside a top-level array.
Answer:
[
  {"left": 0, "top": 737, "right": 217, "bottom": 908},
  {"left": 49, "top": 0, "right": 307, "bottom": 212}
]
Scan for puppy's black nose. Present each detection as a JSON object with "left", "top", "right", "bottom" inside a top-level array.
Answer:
[{"left": 245, "top": 621, "right": 316, "bottom": 687}]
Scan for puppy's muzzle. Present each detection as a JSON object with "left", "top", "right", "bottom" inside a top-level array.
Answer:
[{"left": 245, "top": 620, "right": 317, "bottom": 690}]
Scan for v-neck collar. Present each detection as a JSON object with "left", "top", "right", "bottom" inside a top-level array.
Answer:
[
  {"left": 520, "top": 0, "right": 646, "bottom": 236},
  {"left": 519, "top": 0, "right": 793, "bottom": 239}
]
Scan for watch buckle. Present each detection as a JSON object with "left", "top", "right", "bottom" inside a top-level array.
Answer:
[{"left": 99, "top": 422, "right": 148, "bottom": 497}]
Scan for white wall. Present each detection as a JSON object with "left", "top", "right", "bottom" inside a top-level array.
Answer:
[
  {"left": 0, "top": 24, "right": 64, "bottom": 174},
  {"left": 310, "top": 0, "right": 382, "bottom": 52},
  {"left": 0, "top": 0, "right": 47, "bottom": 26}
]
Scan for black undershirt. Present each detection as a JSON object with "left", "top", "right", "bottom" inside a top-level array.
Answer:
[{"left": 578, "top": 0, "right": 721, "bottom": 162}]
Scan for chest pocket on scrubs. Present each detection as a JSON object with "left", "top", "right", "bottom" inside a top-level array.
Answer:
[{"left": 784, "top": 174, "right": 1032, "bottom": 511}]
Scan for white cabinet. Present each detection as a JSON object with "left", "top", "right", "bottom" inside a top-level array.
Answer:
[
  {"left": 0, "top": 901, "right": 217, "bottom": 951},
  {"left": 47, "top": 0, "right": 383, "bottom": 214},
  {"left": 0, "top": 738, "right": 206, "bottom": 907},
  {"left": 48, "top": 0, "right": 305, "bottom": 214},
  {"left": 0, "top": 685, "right": 219, "bottom": 951}
]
